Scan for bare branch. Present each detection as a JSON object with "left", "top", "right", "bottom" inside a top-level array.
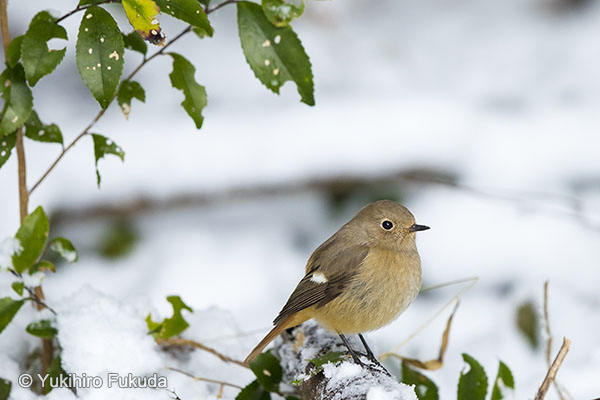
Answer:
[
  {"left": 156, "top": 337, "right": 247, "bottom": 368},
  {"left": 534, "top": 337, "right": 571, "bottom": 400},
  {"left": 55, "top": 1, "right": 121, "bottom": 24},
  {"left": 166, "top": 366, "right": 242, "bottom": 389}
]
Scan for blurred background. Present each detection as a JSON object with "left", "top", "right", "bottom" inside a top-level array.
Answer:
[{"left": 1, "top": 0, "right": 600, "bottom": 398}]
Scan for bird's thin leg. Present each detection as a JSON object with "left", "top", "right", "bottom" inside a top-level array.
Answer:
[
  {"left": 358, "top": 334, "right": 391, "bottom": 376},
  {"left": 338, "top": 333, "right": 366, "bottom": 367}
]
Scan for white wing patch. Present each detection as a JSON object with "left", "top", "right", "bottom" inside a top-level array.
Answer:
[{"left": 310, "top": 272, "right": 328, "bottom": 284}]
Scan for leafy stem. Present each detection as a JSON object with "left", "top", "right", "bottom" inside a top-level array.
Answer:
[{"left": 55, "top": 0, "right": 122, "bottom": 24}]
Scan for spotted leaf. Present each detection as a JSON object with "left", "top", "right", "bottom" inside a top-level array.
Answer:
[
  {"left": 237, "top": 1, "right": 314, "bottom": 106},
  {"left": 261, "top": 0, "right": 304, "bottom": 27},
  {"left": 0, "top": 64, "right": 33, "bottom": 136},
  {"left": 154, "top": 0, "right": 213, "bottom": 37},
  {"left": 21, "top": 11, "right": 68, "bottom": 86},
  {"left": 92, "top": 133, "right": 125, "bottom": 186},
  {"left": 24, "top": 111, "right": 63, "bottom": 145},
  {"left": 117, "top": 80, "right": 146, "bottom": 119},
  {"left": 122, "top": 0, "right": 164, "bottom": 45},
  {"left": 0, "top": 131, "right": 16, "bottom": 169},
  {"left": 76, "top": 6, "right": 124, "bottom": 109},
  {"left": 169, "top": 53, "right": 207, "bottom": 129}
]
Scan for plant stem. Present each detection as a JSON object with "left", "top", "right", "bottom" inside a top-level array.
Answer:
[{"left": 55, "top": 0, "right": 121, "bottom": 24}]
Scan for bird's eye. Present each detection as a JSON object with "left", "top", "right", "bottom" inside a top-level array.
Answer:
[{"left": 381, "top": 220, "right": 393, "bottom": 230}]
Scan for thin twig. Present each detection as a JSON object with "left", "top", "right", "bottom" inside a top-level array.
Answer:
[
  {"left": 206, "top": 0, "right": 238, "bottom": 14},
  {"left": 156, "top": 337, "right": 248, "bottom": 368},
  {"left": 24, "top": 287, "right": 57, "bottom": 315},
  {"left": 543, "top": 282, "right": 570, "bottom": 400},
  {"left": 534, "top": 337, "right": 571, "bottom": 400},
  {"left": 166, "top": 366, "right": 243, "bottom": 389},
  {"left": 55, "top": 1, "right": 121, "bottom": 24}
]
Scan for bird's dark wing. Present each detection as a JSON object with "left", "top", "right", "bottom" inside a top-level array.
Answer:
[{"left": 272, "top": 244, "right": 369, "bottom": 326}]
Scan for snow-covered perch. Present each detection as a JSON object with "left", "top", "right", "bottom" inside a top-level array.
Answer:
[{"left": 273, "top": 321, "right": 417, "bottom": 400}]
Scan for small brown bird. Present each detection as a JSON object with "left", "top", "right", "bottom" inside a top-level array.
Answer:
[{"left": 244, "top": 200, "right": 429, "bottom": 366}]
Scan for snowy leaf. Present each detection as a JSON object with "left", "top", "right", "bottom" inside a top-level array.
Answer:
[
  {"left": 24, "top": 111, "right": 63, "bottom": 145},
  {"left": 491, "top": 361, "right": 514, "bottom": 400},
  {"left": 0, "top": 131, "right": 17, "bottom": 169},
  {"left": 117, "top": 80, "right": 145, "bottom": 119},
  {"left": 236, "top": 380, "right": 270, "bottom": 400},
  {"left": 26, "top": 319, "right": 57, "bottom": 339},
  {"left": 123, "top": 31, "right": 148, "bottom": 55},
  {"left": 29, "top": 260, "right": 55, "bottom": 274},
  {"left": 309, "top": 351, "right": 345, "bottom": 368},
  {"left": 458, "top": 354, "right": 488, "bottom": 400},
  {"left": 122, "top": 0, "right": 164, "bottom": 45},
  {"left": 0, "top": 64, "right": 33, "bottom": 136},
  {"left": 261, "top": 0, "right": 304, "bottom": 27},
  {"left": 12, "top": 206, "right": 49, "bottom": 274},
  {"left": 249, "top": 351, "right": 282, "bottom": 393},
  {"left": 76, "top": 6, "right": 124, "bottom": 109},
  {"left": 92, "top": 134, "right": 125, "bottom": 186},
  {"left": 0, "top": 297, "right": 24, "bottom": 334},
  {"left": 169, "top": 53, "right": 207, "bottom": 129},
  {"left": 6, "top": 35, "right": 24, "bottom": 68},
  {"left": 11, "top": 282, "right": 24, "bottom": 296},
  {"left": 21, "top": 11, "right": 68, "bottom": 86},
  {"left": 49, "top": 237, "right": 78, "bottom": 263},
  {"left": 147, "top": 295, "right": 193, "bottom": 338},
  {"left": 401, "top": 361, "right": 439, "bottom": 400},
  {"left": 154, "top": 0, "right": 213, "bottom": 37},
  {"left": 237, "top": 1, "right": 314, "bottom": 106},
  {"left": 0, "top": 377, "right": 10, "bottom": 400}
]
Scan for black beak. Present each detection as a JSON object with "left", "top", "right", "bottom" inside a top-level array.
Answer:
[{"left": 409, "top": 223, "right": 430, "bottom": 232}]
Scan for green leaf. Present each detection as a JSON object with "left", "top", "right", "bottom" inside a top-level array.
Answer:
[
  {"left": 154, "top": 0, "right": 213, "bottom": 37},
  {"left": 160, "top": 295, "right": 193, "bottom": 338},
  {"left": 237, "top": 1, "right": 314, "bottom": 106},
  {"left": 516, "top": 300, "right": 539, "bottom": 348},
  {"left": 24, "top": 111, "right": 63, "bottom": 145},
  {"left": 26, "top": 320, "right": 58, "bottom": 339},
  {"left": 123, "top": 31, "right": 148, "bottom": 55},
  {"left": 0, "top": 298, "right": 24, "bottom": 334},
  {"left": 11, "top": 282, "right": 24, "bottom": 296},
  {"left": 92, "top": 134, "right": 125, "bottom": 186},
  {"left": 21, "top": 11, "right": 68, "bottom": 86},
  {"left": 261, "top": 0, "right": 304, "bottom": 27},
  {"left": 45, "top": 356, "right": 70, "bottom": 393},
  {"left": 491, "top": 361, "right": 515, "bottom": 400},
  {"left": 249, "top": 351, "right": 283, "bottom": 393},
  {"left": 169, "top": 53, "right": 207, "bottom": 129},
  {"left": 145, "top": 314, "right": 162, "bottom": 334},
  {"left": 0, "top": 131, "right": 17, "bottom": 169},
  {"left": 457, "top": 354, "right": 488, "bottom": 400},
  {"left": 117, "top": 80, "right": 145, "bottom": 119},
  {"left": 6, "top": 35, "right": 24, "bottom": 68},
  {"left": 97, "top": 221, "right": 138, "bottom": 259},
  {"left": 0, "top": 377, "right": 11, "bottom": 400},
  {"left": 122, "top": 0, "right": 164, "bottom": 45},
  {"left": 235, "top": 380, "right": 271, "bottom": 400},
  {"left": 78, "top": 0, "right": 109, "bottom": 5},
  {"left": 0, "top": 64, "right": 33, "bottom": 136},
  {"left": 12, "top": 206, "right": 49, "bottom": 274},
  {"left": 401, "top": 362, "right": 439, "bottom": 400},
  {"left": 309, "top": 351, "right": 346, "bottom": 368},
  {"left": 76, "top": 6, "right": 125, "bottom": 109},
  {"left": 49, "top": 237, "right": 78, "bottom": 263},
  {"left": 29, "top": 260, "right": 55, "bottom": 274}
]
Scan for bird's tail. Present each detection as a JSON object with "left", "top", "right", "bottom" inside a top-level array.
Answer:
[{"left": 244, "top": 314, "right": 307, "bottom": 366}]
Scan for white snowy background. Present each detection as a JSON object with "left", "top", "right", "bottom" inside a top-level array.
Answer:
[{"left": 1, "top": 0, "right": 600, "bottom": 398}]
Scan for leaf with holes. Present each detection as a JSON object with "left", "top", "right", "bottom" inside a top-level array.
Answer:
[
  {"left": 0, "top": 64, "right": 33, "bottom": 136},
  {"left": 21, "top": 11, "right": 68, "bottom": 86},
  {"left": 491, "top": 361, "right": 514, "bottom": 400},
  {"left": 261, "top": 0, "right": 304, "bottom": 27},
  {"left": 169, "top": 53, "right": 207, "bottom": 129},
  {"left": 237, "top": 1, "right": 313, "bottom": 106},
  {"left": 122, "top": 0, "right": 164, "bottom": 45},
  {"left": 249, "top": 351, "right": 283, "bottom": 393},
  {"left": 49, "top": 237, "right": 78, "bottom": 263},
  {"left": 6, "top": 35, "right": 24, "bottom": 68},
  {"left": 0, "top": 131, "right": 17, "bottom": 169},
  {"left": 117, "top": 80, "right": 145, "bottom": 119},
  {"left": 76, "top": 6, "right": 124, "bottom": 109},
  {"left": 0, "top": 298, "right": 24, "bottom": 334},
  {"left": 26, "top": 320, "right": 58, "bottom": 339},
  {"left": 123, "top": 31, "right": 148, "bottom": 55},
  {"left": 154, "top": 0, "right": 213, "bottom": 37},
  {"left": 147, "top": 295, "right": 193, "bottom": 338},
  {"left": 402, "top": 362, "right": 439, "bottom": 400},
  {"left": 236, "top": 380, "right": 270, "bottom": 400},
  {"left": 458, "top": 354, "right": 488, "bottom": 400},
  {"left": 24, "top": 111, "right": 63, "bottom": 145},
  {"left": 92, "top": 134, "right": 125, "bottom": 186},
  {"left": 12, "top": 206, "right": 49, "bottom": 274}
]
